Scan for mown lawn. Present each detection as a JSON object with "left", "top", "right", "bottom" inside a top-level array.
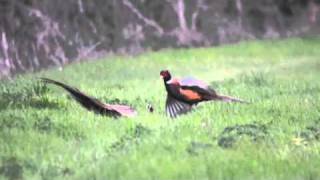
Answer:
[{"left": 1, "top": 37, "right": 320, "bottom": 180}]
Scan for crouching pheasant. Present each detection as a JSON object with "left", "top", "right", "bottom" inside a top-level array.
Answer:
[
  {"left": 41, "top": 78, "right": 137, "bottom": 118},
  {"left": 160, "top": 70, "right": 248, "bottom": 118}
]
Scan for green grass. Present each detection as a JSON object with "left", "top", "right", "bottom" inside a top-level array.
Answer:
[{"left": 1, "top": 37, "right": 320, "bottom": 180}]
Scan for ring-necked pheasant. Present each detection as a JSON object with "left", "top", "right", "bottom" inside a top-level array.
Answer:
[
  {"left": 160, "top": 70, "right": 248, "bottom": 118},
  {"left": 41, "top": 78, "right": 137, "bottom": 118}
]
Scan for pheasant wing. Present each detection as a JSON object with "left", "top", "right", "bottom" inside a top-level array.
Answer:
[
  {"left": 178, "top": 76, "right": 218, "bottom": 100},
  {"left": 179, "top": 76, "right": 209, "bottom": 89},
  {"left": 165, "top": 94, "right": 192, "bottom": 118}
]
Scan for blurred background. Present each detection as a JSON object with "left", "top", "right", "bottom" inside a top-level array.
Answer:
[{"left": 0, "top": 0, "right": 319, "bottom": 77}]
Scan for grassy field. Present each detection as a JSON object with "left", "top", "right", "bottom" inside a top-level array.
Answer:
[{"left": 1, "top": 37, "right": 320, "bottom": 180}]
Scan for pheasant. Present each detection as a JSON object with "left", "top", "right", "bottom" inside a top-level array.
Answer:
[
  {"left": 41, "top": 78, "right": 137, "bottom": 118},
  {"left": 160, "top": 70, "right": 248, "bottom": 118}
]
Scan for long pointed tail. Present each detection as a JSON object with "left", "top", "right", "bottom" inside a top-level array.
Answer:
[
  {"left": 40, "top": 77, "right": 125, "bottom": 117},
  {"left": 40, "top": 77, "right": 100, "bottom": 108},
  {"left": 40, "top": 78, "right": 79, "bottom": 95},
  {"left": 215, "top": 94, "right": 250, "bottom": 104}
]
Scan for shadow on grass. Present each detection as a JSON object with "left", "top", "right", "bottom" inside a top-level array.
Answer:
[
  {"left": 0, "top": 157, "right": 23, "bottom": 180},
  {"left": 0, "top": 156, "right": 73, "bottom": 180},
  {"left": 295, "top": 120, "right": 320, "bottom": 145},
  {"left": 108, "top": 124, "right": 152, "bottom": 154},
  {"left": 217, "top": 123, "right": 269, "bottom": 149}
]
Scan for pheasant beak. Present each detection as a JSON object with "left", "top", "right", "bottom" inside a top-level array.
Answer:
[{"left": 160, "top": 74, "right": 165, "bottom": 79}]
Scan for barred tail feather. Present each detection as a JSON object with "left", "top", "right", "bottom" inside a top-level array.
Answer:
[
  {"left": 40, "top": 78, "right": 136, "bottom": 117},
  {"left": 215, "top": 94, "right": 250, "bottom": 104}
]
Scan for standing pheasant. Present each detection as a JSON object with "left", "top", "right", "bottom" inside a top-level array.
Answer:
[
  {"left": 160, "top": 70, "right": 248, "bottom": 118},
  {"left": 41, "top": 78, "right": 137, "bottom": 118}
]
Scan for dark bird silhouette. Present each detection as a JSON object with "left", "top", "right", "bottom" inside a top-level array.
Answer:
[
  {"left": 41, "top": 78, "right": 137, "bottom": 118},
  {"left": 160, "top": 70, "right": 249, "bottom": 118}
]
